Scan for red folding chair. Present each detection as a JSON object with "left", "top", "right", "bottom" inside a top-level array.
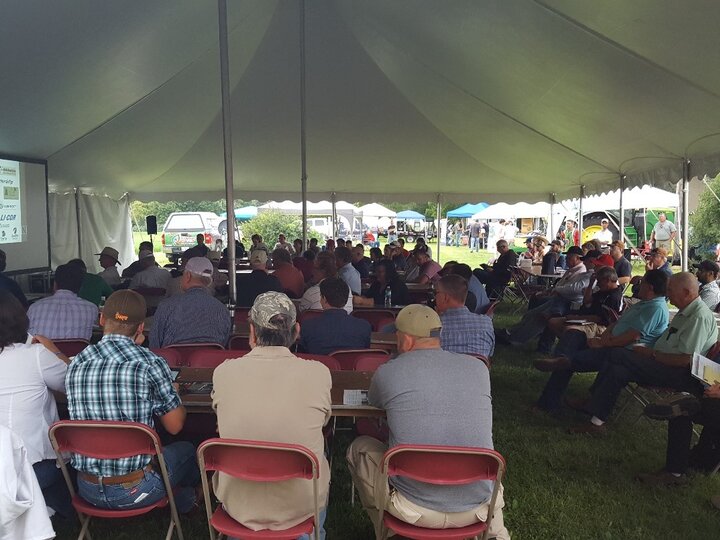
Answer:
[
  {"left": 353, "top": 353, "right": 390, "bottom": 372},
  {"left": 330, "top": 349, "right": 389, "bottom": 371},
  {"left": 352, "top": 310, "right": 396, "bottom": 331},
  {"left": 48, "top": 420, "right": 184, "bottom": 540},
  {"left": 234, "top": 307, "right": 251, "bottom": 324},
  {"left": 197, "top": 438, "right": 321, "bottom": 540},
  {"left": 150, "top": 348, "right": 185, "bottom": 368},
  {"left": 299, "top": 309, "right": 324, "bottom": 325},
  {"left": 295, "top": 353, "right": 341, "bottom": 371},
  {"left": 53, "top": 339, "right": 90, "bottom": 357},
  {"left": 186, "top": 349, "right": 248, "bottom": 368},
  {"left": 167, "top": 342, "right": 225, "bottom": 366},
  {"left": 229, "top": 335, "right": 251, "bottom": 351},
  {"left": 379, "top": 445, "right": 506, "bottom": 540}
]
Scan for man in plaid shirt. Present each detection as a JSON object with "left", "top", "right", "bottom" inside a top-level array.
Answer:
[
  {"left": 66, "top": 290, "right": 199, "bottom": 513},
  {"left": 435, "top": 274, "right": 495, "bottom": 359}
]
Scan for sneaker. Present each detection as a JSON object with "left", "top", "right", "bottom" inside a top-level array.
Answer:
[
  {"left": 644, "top": 393, "right": 701, "bottom": 421},
  {"left": 636, "top": 470, "right": 689, "bottom": 487},
  {"left": 533, "top": 357, "right": 571, "bottom": 372}
]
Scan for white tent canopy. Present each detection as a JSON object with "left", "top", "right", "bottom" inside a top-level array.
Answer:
[
  {"left": 561, "top": 186, "right": 679, "bottom": 214},
  {"left": 3, "top": 1, "right": 720, "bottom": 204},
  {"left": 473, "top": 202, "right": 551, "bottom": 220},
  {"left": 358, "top": 203, "right": 396, "bottom": 218}
]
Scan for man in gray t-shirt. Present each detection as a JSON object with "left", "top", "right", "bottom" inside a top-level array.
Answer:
[{"left": 346, "top": 305, "right": 509, "bottom": 539}]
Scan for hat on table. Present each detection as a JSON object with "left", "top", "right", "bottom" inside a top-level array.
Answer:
[
  {"left": 250, "top": 291, "right": 297, "bottom": 329},
  {"left": 185, "top": 257, "right": 213, "bottom": 276},
  {"left": 96, "top": 246, "right": 120, "bottom": 264},
  {"left": 395, "top": 304, "right": 442, "bottom": 338},
  {"left": 103, "top": 290, "right": 146, "bottom": 325}
]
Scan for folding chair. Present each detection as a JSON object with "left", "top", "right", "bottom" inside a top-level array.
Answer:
[
  {"left": 507, "top": 266, "right": 544, "bottom": 308},
  {"left": 295, "top": 353, "right": 342, "bottom": 371},
  {"left": 48, "top": 420, "right": 184, "bottom": 540},
  {"left": 352, "top": 310, "right": 396, "bottom": 331},
  {"left": 479, "top": 300, "right": 500, "bottom": 318},
  {"left": 353, "top": 353, "right": 390, "bottom": 372},
  {"left": 229, "top": 335, "right": 250, "bottom": 351},
  {"left": 186, "top": 349, "right": 248, "bottom": 368},
  {"left": 379, "top": 445, "right": 506, "bottom": 540},
  {"left": 233, "top": 307, "right": 251, "bottom": 324},
  {"left": 150, "top": 348, "right": 185, "bottom": 368},
  {"left": 330, "top": 349, "right": 390, "bottom": 371},
  {"left": 54, "top": 339, "right": 90, "bottom": 357},
  {"left": 197, "top": 438, "right": 321, "bottom": 540},
  {"left": 299, "top": 309, "right": 324, "bottom": 325},
  {"left": 134, "top": 287, "right": 167, "bottom": 316},
  {"left": 167, "top": 342, "right": 225, "bottom": 366}
]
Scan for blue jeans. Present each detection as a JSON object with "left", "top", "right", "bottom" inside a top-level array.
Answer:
[
  {"left": 34, "top": 459, "right": 74, "bottom": 519},
  {"left": 508, "top": 296, "right": 570, "bottom": 344},
  {"left": 231, "top": 507, "right": 327, "bottom": 540},
  {"left": 537, "top": 347, "right": 608, "bottom": 411},
  {"left": 470, "top": 236, "right": 479, "bottom": 251},
  {"left": 77, "top": 442, "right": 199, "bottom": 514}
]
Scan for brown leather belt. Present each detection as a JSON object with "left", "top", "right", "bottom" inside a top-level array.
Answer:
[{"left": 79, "top": 464, "right": 153, "bottom": 485}]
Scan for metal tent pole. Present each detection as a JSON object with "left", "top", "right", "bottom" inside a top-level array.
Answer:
[
  {"left": 436, "top": 194, "right": 442, "bottom": 263},
  {"left": 681, "top": 159, "right": 690, "bottom": 271},
  {"left": 578, "top": 185, "right": 585, "bottom": 241},
  {"left": 619, "top": 175, "right": 625, "bottom": 244},
  {"left": 549, "top": 193, "right": 556, "bottom": 240},
  {"left": 331, "top": 193, "right": 337, "bottom": 240},
  {"left": 217, "top": 0, "right": 236, "bottom": 304},
  {"left": 75, "top": 188, "right": 82, "bottom": 259},
  {"left": 299, "top": 0, "right": 308, "bottom": 249}
]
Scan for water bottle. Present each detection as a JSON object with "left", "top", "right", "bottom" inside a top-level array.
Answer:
[{"left": 384, "top": 285, "right": 392, "bottom": 307}]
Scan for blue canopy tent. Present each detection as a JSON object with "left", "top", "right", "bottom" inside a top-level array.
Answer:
[
  {"left": 396, "top": 210, "right": 426, "bottom": 220},
  {"left": 221, "top": 205, "right": 257, "bottom": 221},
  {"left": 447, "top": 203, "right": 488, "bottom": 218}
]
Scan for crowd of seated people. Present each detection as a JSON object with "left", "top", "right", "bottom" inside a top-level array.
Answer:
[{"left": 4, "top": 228, "right": 720, "bottom": 538}]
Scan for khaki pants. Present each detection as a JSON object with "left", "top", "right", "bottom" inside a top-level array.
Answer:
[
  {"left": 566, "top": 323, "right": 606, "bottom": 339},
  {"left": 347, "top": 436, "right": 510, "bottom": 540},
  {"left": 656, "top": 239, "right": 673, "bottom": 252}
]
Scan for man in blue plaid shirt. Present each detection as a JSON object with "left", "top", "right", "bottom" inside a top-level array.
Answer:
[
  {"left": 435, "top": 274, "right": 495, "bottom": 359},
  {"left": 66, "top": 290, "right": 199, "bottom": 513}
]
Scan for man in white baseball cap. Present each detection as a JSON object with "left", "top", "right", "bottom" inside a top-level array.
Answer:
[{"left": 149, "top": 257, "right": 231, "bottom": 348}]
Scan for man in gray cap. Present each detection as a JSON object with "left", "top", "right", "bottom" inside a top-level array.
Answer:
[
  {"left": 212, "top": 291, "right": 331, "bottom": 538},
  {"left": 346, "top": 305, "right": 509, "bottom": 540},
  {"left": 149, "top": 257, "right": 231, "bottom": 348}
]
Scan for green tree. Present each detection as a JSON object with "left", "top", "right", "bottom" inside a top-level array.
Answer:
[
  {"left": 240, "top": 210, "right": 321, "bottom": 245},
  {"left": 690, "top": 173, "right": 720, "bottom": 253}
]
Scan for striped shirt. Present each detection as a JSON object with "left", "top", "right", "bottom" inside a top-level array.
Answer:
[
  {"left": 149, "top": 286, "right": 232, "bottom": 348},
  {"left": 65, "top": 335, "right": 181, "bottom": 476},
  {"left": 440, "top": 306, "right": 495, "bottom": 358},
  {"left": 28, "top": 290, "right": 97, "bottom": 340}
]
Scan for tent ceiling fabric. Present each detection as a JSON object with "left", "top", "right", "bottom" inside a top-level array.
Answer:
[{"left": 4, "top": 1, "right": 720, "bottom": 203}]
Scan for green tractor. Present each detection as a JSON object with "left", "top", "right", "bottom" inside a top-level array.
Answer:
[{"left": 579, "top": 208, "right": 677, "bottom": 251}]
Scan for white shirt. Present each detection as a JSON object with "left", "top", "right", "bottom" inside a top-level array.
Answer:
[
  {"left": 593, "top": 228, "right": 613, "bottom": 244},
  {"left": 299, "top": 283, "right": 353, "bottom": 314},
  {"left": 0, "top": 426, "right": 55, "bottom": 540},
  {"left": 0, "top": 343, "right": 66, "bottom": 464},
  {"left": 97, "top": 266, "right": 121, "bottom": 287},
  {"left": 130, "top": 265, "right": 171, "bottom": 290}
]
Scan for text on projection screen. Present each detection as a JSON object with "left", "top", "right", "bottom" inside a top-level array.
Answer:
[{"left": 0, "top": 159, "right": 23, "bottom": 244}]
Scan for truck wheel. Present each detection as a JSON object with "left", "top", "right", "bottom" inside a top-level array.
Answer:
[
  {"left": 405, "top": 235, "right": 415, "bottom": 243},
  {"left": 218, "top": 219, "right": 227, "bottom": 236}
]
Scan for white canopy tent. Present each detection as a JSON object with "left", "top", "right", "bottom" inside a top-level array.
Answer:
[
  {"left": 472, "top": 202, "right": 551, "bottom": 220},
  {"left": 3, "top": 1, "right": 720, "bottom": 272},
  {"left": 358, "top": 203, "right": 396, "bottom": 218},
  {"left": 2, "top": 0, "right": 720, "bottom": 204},
  {"left": 561, "top": 186, "right": 679, "bottom": 214},
  {"left": 258, "top": 200, "right": 362, "bottom": 236}
]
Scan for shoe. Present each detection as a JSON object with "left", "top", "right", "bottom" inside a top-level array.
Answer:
[
  {"left": 533, "top": 357, "right": 571, "bottom": 372},
  {"left": 636, "top": 470, "right": 689, "bottom": 487},
  {"left": 644, "top": 392, "right": 701, "bottom": 421},
  {"left": 711, "top": 495, "right": 720, "bottom": 510},
  {"left": 567, "top": 423, "right": 607, "bottom": 436},
  {"left": 564, "top": 396, "right": 592, "bottom": 414},
  {"left": 494, "top": 328, "right": 512, "bottom": 345}
]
